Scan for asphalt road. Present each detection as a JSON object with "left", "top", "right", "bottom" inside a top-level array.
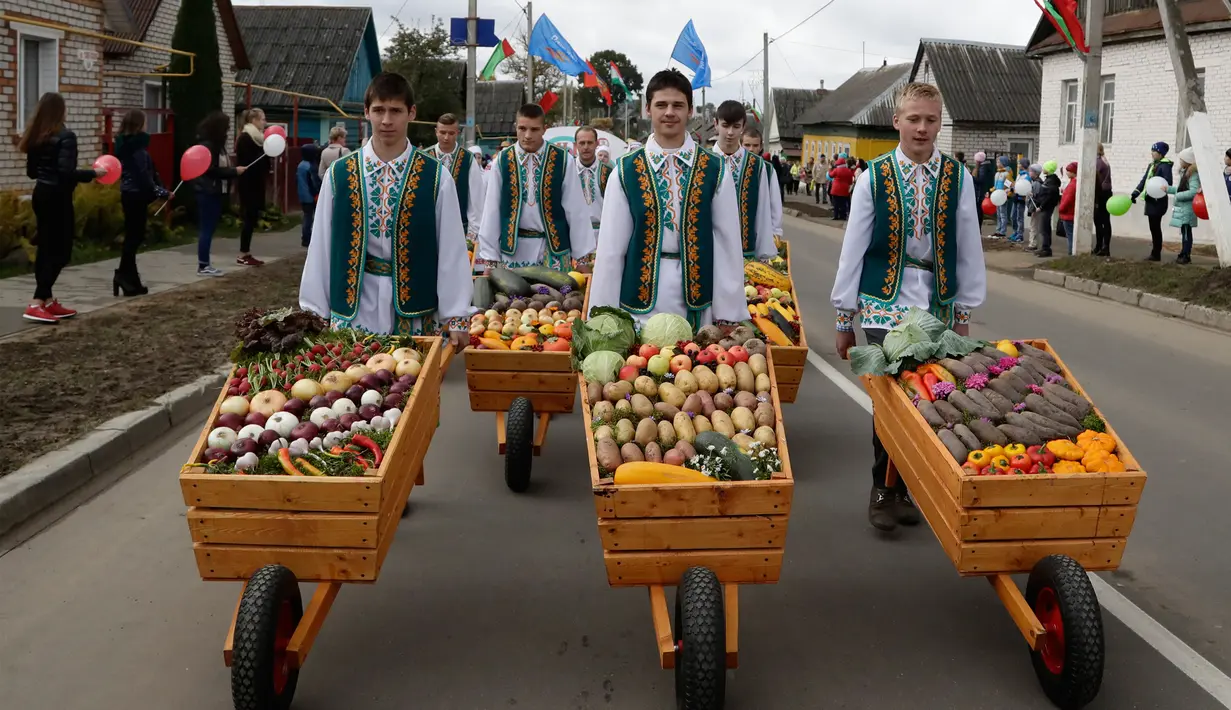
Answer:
[{"left": 1, "top": 216, "right": 1228, "bottom": 710}]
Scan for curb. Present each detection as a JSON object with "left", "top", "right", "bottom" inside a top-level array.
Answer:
[
  {"left": 0, "top": 368, "right": 229, "bottom": 538},
  {"left": 1034, "top": 269, "right": 1231, "bottom": 333}
]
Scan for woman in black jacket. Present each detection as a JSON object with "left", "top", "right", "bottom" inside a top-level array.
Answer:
[
  {"left": 18, "top": 92, "right": 106, "bottom": 324},
  {"left": 234, "top": 108, "right": 269, "bottom": 267},
  {"left": 114, "top": 109, "right": 170, "bottom": 296},
  {"left": 193, "top": 111, "right": 245, "bottom": 276}
]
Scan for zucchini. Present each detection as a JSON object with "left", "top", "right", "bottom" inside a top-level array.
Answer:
[
  {"left": 511, "top": 265, "right": 579, "bottom": 291},
  {"left": 694, "top": 431, "right": 756, "bottom": 480},
  {"left": 488, "top": 266, "right": 534, "bottom": 297},
  {"left": 471, "top": 276, "right": 494, "bottom": 309}
]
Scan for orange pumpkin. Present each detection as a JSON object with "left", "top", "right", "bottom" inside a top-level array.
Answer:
[{"left": 543, "top": 337, "right": 571, "bottom": 352}]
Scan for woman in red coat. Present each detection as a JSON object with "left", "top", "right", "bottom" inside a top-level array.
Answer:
[
  {"left": 828, "top": 158, "right": 855, "bottom": 220},
  {"left": 1057, "top": 161, "right": 1078, "bottom": 251}
]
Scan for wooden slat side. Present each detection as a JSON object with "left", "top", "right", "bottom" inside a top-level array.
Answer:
[
  {"left": 463, "top": 349, "right": 574, "bottom": 372},
  {"left": 604, "top": 549, "right": 784, "bottom": 586},
  {"left": 865, "top": 375, "right": 962, "bottom": 501},
  {"left": 466, "top": 370, "right": 578, "bottom": 393},
  {"left": 598, "top": 515, "right": 788, "bottom": 551},
  {"left": 649, "top": 586, "right": 675, "bottom": 670},
  {"left": 768, "top": 348, "right": 808, "bottom": 368},
  {"left": 770, "top": 364, "right": 805, "bottom": 384},
  {"left": 187, "top": 366, "right": 232, "bottom": 480},
  {"left": 193, "top": 543, "right": 378, "bottom": 582},
  {"left": 776, "top": 383, "right": 800, "bottom": 404},
  {"left": 469, "top": 390, "right": 576, "bottom": 413},
  {"left": 286, "top": 582, "right": 342, "bottom": 668},
  {"left": 963, "top": 474, "right": 1106, "bottom": 508},
  {"left": 181, "top": 475, "right": 382, "bottom": 513},
  {"left": 1095, "top": 505, "right": 1138, "bottom": 538},
  {"left": 187, "top": 509, "right": 380, "bottom": 549},
  {"left": 961, "top": 506, "right": 1103, "bottom": 542},
  {"left": 957, "top": 537, "right": 1126, "bottom": 576},
  {"left": 604, "top": 482, "right": 794, "bottom": 519}
]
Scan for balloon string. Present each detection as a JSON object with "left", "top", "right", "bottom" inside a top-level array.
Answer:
[
  {"left": 244, "top": 154, "right": 267, "bottom": 169},
  {"left": 153, "top": 180, "right": 184, "bottom": 217}
]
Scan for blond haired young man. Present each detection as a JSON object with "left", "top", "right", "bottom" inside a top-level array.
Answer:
[{"left": 830, "top": 82, "right": 987, "bottom": 532}]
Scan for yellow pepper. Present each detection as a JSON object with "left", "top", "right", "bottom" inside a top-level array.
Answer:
[
  {"left": 982, "top": 445, "right": 1006, "bottom": 460},
  {"left": 1004, "top": 443, "right": 1027, "bottom": 457},
  {"left": 538, "top": 323, "right": 556, "bottom": 337}
]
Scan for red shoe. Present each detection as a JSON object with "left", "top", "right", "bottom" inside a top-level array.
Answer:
[
  {"left": 22, "top": 304, "right": 59, "bottom": 323},
  {"left": 236, "top": 254, "right": 265, "bottom": 267},
  {"left": 44, "top": 299, "right": 78, "bottom": 319}
]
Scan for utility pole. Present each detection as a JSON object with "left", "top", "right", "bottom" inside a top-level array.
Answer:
[
  {"left": 1071, "top": 0, "right": 1103, "bottom": 256},
  {"left": 464, "top": 0, "right": 477, "bottom": 146},
  {"left": 762, "top": 32, "right": 770, "bottom": 136},
  {"left": 525, "top": 1, "right": 534, "bottom": 103},
  {"left": 1158, "top": 0, "right": 1231, "bottom": 265}
]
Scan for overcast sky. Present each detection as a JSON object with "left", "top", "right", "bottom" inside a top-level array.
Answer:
[{"left": 237, "top": 0, "right": 1044, "bottom": 105}]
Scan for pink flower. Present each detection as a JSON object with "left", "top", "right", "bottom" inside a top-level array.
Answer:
[
  {"left": 1029, "top": 384, "right": 1045, "bottom": 395},
  {"left": 998, "top": 357, "right": 1019, "bottom": 369},
  {"left": 964, "top": 373, "right": 989, "bottom": 391},
  {"left": 987, "top": 365, "right": 1004, "bottom": 376}
]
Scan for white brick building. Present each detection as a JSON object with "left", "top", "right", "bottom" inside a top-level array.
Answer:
[{"left": 1028, "top": 0, "right": 1231, "bottom": 243}]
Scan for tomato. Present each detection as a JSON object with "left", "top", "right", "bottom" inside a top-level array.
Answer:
[
  {"left": 543, "top": 337, "right": 571, "bottom": 352},
  {"left": 553, "top": 323, "right": 573, "bottom": 340}
]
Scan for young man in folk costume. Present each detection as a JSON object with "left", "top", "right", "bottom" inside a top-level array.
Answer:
[
  {"left": 573, "top": 125, "right": 613, "bottom": 239},
  {"left": 300, "top": 72, "right": 473, "bottom": 349},
  {"left": 742, "top": 128, "right": 784, "bottom": 242},
  {"left": 713, "top": 100, "right": 776, "bottom": 260},
  {"left": 831, "top": 82, "right": 987, "bottom": 532},
  {"left": 475, "top": 104, "right": 595, "bottom": 272},
  {"left": 588, "top": 69, "right": 746, "bottom": 330},
  {"left": 427, "top": 113, "right": 486, "bottom": 255}
]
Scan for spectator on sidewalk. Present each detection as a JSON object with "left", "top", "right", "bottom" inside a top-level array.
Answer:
[
  {"left": 993, "top": 156, "right": 1013, "bottom": 238},
  {"left": 115, "top": 108, "right": 170, "bottom": 297},
  {"left": 318, "top": 126, "right": 351, "bottom": 179},
  {"left": 1035, "top": 163, "right": 1061, "bottom": 258},
  {"left": 296, "top": 144, "right": 322, "bottom": 248},
  {"left": 790, "top": 160, "right": 800, "bottom": 195},
  {"left": 1130, "top": 141, "right": 1174, "bottom": 261},
  {"left": 1024, "top": 164, "right": 1042, "bottom": 249},
  {"left": 771, "top": 154, "right": 786, "bottom": 202},
  {"left": 1057, "top": 161, "right": 1077, "bottom": 247},
  {"left": 1010, "top": 156, "right": 1029, "bottom": 242},
  {"left": 192, "top": 111, "right": 245, "bottom": 277},
  {"left": 973, "top": 151, "right": 994, "bottom": 226},
  {"left": 1094, "top": 143, "right": 1114, "bottom": 255},
  {"left": 1167, "top": 147, "right": 1200, "bottom": 265},
  {"left": 1223, "top": 148, "right": 1231, "bottom": 198},
  {"left": 235, "top": 109, "right": 269, "bottom": 268},
  {"left": 828, "top": 157, "right": 854, "bottom": 220},
  {"left": 18, "top": 92, "right": 107, "bottom": 324},
  {"left": 813, "top": 154, "right": 829, "bottom": 204}
]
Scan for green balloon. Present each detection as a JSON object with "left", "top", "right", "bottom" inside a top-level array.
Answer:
[
  {"left": 1043, "top": 160, "right": 1058, "bottom": 174},
  {"left": 1107, "top": 194, "right": 1132, "bottom": 216}
]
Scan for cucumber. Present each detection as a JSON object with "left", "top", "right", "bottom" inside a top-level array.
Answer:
[
  {"left": 694, "top": 431, "right": 756, "bottom": 480},
  {"left": 488, "top": 266, "right": 534, "bottom": 297},
  {"left": 511, "top": 265, "right": 579, "bottom": 291},
  {"left": 471, "top": 276, "right": 494, "bottom": 309}
]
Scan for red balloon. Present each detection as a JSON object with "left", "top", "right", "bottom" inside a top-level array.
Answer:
[
  {"left": 1193, "top": 192, "right": 1209, "bottom": 220},
  {"left": 981, "top": 196, "right": 996, "bottom": 215},
  {"left": 180, "top": 145, "right": 212, "bottom": 181},
  {"left": 264, "top": 125, "right": 287, "bottom": 140},
  {"left": 93, "top": 155, "right": 121, "bottom": 185}
]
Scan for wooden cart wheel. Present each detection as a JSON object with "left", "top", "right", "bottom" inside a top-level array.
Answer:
[
  {"left": 232, "top": 565, "right": 304, "bottom": 710},
  {"left": 504, "top": 397, "right": 534, "bottom": 493},
  {"left": 674, "top": 566, "right": 726, "bottom": 710},
  {"left": 1025, "top": 555, "right": 1104, "bottom": 710}
]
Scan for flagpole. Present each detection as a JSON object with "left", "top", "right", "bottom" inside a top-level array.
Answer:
[
  {"left": 526, "top": 1, "right": 534, "bottom": 102},
  {"left": 465, "top": 0, "right": 477, "bottom": 147}
]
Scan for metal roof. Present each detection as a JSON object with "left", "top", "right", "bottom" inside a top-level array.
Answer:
[
  {"left": 797, "top": 63, "right": 911, "bottom": 128},
  {"left": 474, "top": 80, "right": 524, "bottom": 137},
  {"left": 911, "top": 39, "right": 1041, "bottom": 124},
  {"left": 103, "top": 0, "right": 250, "bottom": 69},
  {"left": 233, "top": 5, "right": 375, "bottom": 109},
  {"left": 1027, "top": 0, "right": 1230, "bottom": 54},
  {"left": 772, "top": 87, "right": 827, "bottom": 140}
]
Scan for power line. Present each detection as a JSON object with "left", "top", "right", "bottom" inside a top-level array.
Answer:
[
  {"left": 716, "top": 50, "right": 762, "bottom": 82},
  {"left": 773, "top": 43, "right": 803, "bottom": 88},
  {"left": 782, "top": 40, "right": 912, "bottom": 62},
  {"left": 714, "top": 0, "right": 842, "bottom": 82},
  {"left": 380, "top": 0, "right": 413, "bottom": 39}
]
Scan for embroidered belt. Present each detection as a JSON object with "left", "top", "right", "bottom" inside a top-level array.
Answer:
[
  {"left": 905, "top": 255, "right": 934, "bottom": 272},
  {"left": 365, "top": 254, "right": 394, "bottom": 276},
  {"left": 518, "top": 229, "right": 546, "bottom": 238},
  {"left": 661, "top": 252, "right": 681, "bottom": 260},
  {"left": 590, "top": 218, "right": 601, "bottom": 229}
]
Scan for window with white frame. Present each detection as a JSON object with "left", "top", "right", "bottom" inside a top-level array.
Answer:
[
  {"left": 144, "top": 81, "right": 166, "bottom": 133},
  {"left": 1196, "top": 67, "right": 1206, "bottom": 99},
  {"left": 1060, "top": 79, "right": 1079, "bottom": 145},
  {"left": 16, "top": 23, "right": 62, "bottom": 132},
  {"left": 1099, "top": 75, "right": 1115, "bottom": 144}
]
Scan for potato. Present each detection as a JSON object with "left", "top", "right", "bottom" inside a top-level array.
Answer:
[
  {"left": 733, "top": 391, "right": 758, "bottom": 410},
  {"left": 692, "top": 365, "right": 720, "bottom": 393},
  {"left": 731, "top": 407, "right": 756, "bottom": 432},
  {"left": 615, "top": 398, "right": 633, "bottom": 416},
  {"left": 755, "top": 373, "right": 772, "bottom": 393},
  {"left": 696, "top": 391, "right": 715, "bottom": 417},
  {"left": 733, "top": 433, "right": 756, "bottom": 451},
  {"left": 657, "top": 420, "right": 677, "bottom": 447},
  {"left": 595, "top": 439, "right": 622, "bottom": 472},
  {"left": 715, "top": 363, "right": 737, "bottom": 391},
  {"left": 587, "top": 380, "right": 602, "bottom": 403},
  {"left": 613, "top": 380, "right": 634, "bottom": 399},
  {"left": 674, "top": 370, "right": 699, "bottom": 395},
  {"left": 616, "top": 419, "right": 636, "bottom": 445},
  {"left": 673, "top": 412, "right": 697, "bottom": 444},
  {"left": 694, "top": 415, "right": 712, "bottom": 433},
  {"left": 663, "top": 448, "right": 686, "bottom": 466},
  {"left": 654, "top": 402, "right": 680, "bottom": 419},
  {"left": 675, "top": 440, "right": 697, "bottom": 460},
  {"left": 593, "top": 425, "right": 614, "bottom": 442},
  {"left": 634, "top": 376, "right": 659, "bottom": 398},
  {"left": 712, "top": 392, "right": 734, "bottom": 412},
  {"left": 748, "top": 353, "right": 768, "bottom": 377},
  {"left": 643, "top": 442, "right": 664, "bottom": 463},
  {"left": 603, "top": 382, "right": 624, "bottom": 403},
  {"left": 658, "top": 383, "right": 686, "bottom": 409},
  {"left": 710, "top": 411, "right": 736, "bottom": 438},
  {"left": 754, "top": 402, "right": 776, "bottom": 429},
  {"left": 630, "top": 393, "right": 655, "bottom": 419},
  {"left": 620, "top": 443, "right": 645, "bottom": 463},
  {"left": 635, "top": 418, "right": 659, "bottom": 446},
  {"left": 682, "top": 393, "right": 703, "bottom": 415},
  {"left": 734, "top": 362, "right": 755, "bottom": 393},
  {"left": 591, "top": 400, "right": 615, "bottom": 423},
  {"left": 753, "top": 426, "right": 776, "bottom": 447}
]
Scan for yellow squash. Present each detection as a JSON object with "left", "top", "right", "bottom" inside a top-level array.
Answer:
[
  {"left": 744, "top": 261, "right": 791, "bottom": 290},
  {"left": 613, "top": 463, "right": 716, "bottom": 484},
  {"left": 754, "top": 316, "right": 794, "bottom": 346}
]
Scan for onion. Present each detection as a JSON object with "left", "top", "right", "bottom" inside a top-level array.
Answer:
[
  {"left": 331, "top": 398, "right": 357, "bottom": 416},
  {"left": 338, "top": 413, "right": 361, "bottom": 430},
  {"left": 387, "top": 382, "right": 409, "bottom": 395},
  {"left": 345, "top": 384, "right": 366, "bottom": 403},
  {"left": 230, "top": 438, "right": 260, "bottom": 457},
  {"left": 216, "top": 412, "right": 245, "bottom": 431},
  {"left": 361, "top": 389, "right": 384, "bottom": 407},
  {"left": 207, "top": 427, "right": 238, "bottom": 450},
  {"left": 358, "top": 404, "right": 381, "bottom": 422},
  {"left": 324, "top": 390, "right": 345, "bottom": 405},
  {"left": 220, "top": 395, "right": 250, "bottom": 417},
  {"left": 383, "top": 392, "right": 404, "bottom": 410},
  {"left": 290, "top": 421, "right": 320, "bottom": 441},
  {"left": 374, "top": 369, "right": 393, "bottom": 385},
  {"left": 320, "top": 417, "right": 342, "bottom": 433},
  {"left": 319, "top": 371, "right": 353, "bottom": 393},
  {"left": 395, "top": 358, "right": 422, "bottom": 378},
  {"left": 265, "top": 411, "right": 299, "bottom": 438},
  {"left": 290, "top": 378, "right": 323, "bottom": 401},
  {"left": 243, "top": 411, "right": 268, "bottom": 427},
  {"left": 310, "top": 407, "right": 338, "bottom": 427},
  {"left": 249, "top": 390, "right": 289, "bottom": 418},
  {"left": 308, "top": 395, "right": 330, "bottom": 410},
  {"left": 238, "top": 424, "right": 266, "bottom": 441},
  {"left": 345, "top": 364, "right": 371, "bottom": 381},
  {"left": 282, "top": 398, "right": 308, "bottom": 417},
  {"left": 258, "top": 429, "right": 281, "bottom": 447},
  {"left": 359, "top": 374, "right": 382, "bottom": 390},
  {"left": 203, "top": 446, "right": 232, "bottom": 463},
  {"left": 366, "top": 353, "right": 397, "bottom": 372},
  {"left": 391, "top": 347, "right": 420, "bottom": 363}
]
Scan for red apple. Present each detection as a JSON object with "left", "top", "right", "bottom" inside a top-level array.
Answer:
[
  {"left": 705, "top": 344, "right": 724, "bottom": 356},
  {"left": 727, "top": 345, "right": 749, "bottom": 363},
  {"left": 716, "top": 351, "right": 735, "bottom": 366},
  {"left": 619, "top": 365, "right": 641, "bottom": 382},
  {"left": 638, "top": 344, "right": 661, "bottom": 359},
  {"left": 695, "top": 349, "right": 717, "bottom": 365},
  {"left": 683, "top": 342, "right": 701, "bottom": 356},
  {"left": 626, "top": 354, "right": 648, "bottom": 369},
  {"left": 669, "top": 354, "right": 693, "bottom": 373}
]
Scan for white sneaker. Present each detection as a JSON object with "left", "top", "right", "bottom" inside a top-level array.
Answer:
[{"left": 198, "top": 265, "right": 224, "bottom": 277}]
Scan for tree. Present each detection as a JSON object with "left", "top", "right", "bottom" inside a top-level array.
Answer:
[
  {"left": 383, "top": 19, "right": 464, "bottom": 143},
  {"left": 502, "top": 27, "right": 565, "bottom": 113},
  {"left": 574, "top": 50, "right": 643, "bottom": 114},
  {"left": 168, "top": 0, "right": 222, "bottom": 175}
]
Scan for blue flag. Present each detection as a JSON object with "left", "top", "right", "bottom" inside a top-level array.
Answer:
[
  {"left": 527, "top": 15, "right": 589, "bottom": 77},
  {"left": 671, "top": 20, "right": 712, "bottom": 89}
]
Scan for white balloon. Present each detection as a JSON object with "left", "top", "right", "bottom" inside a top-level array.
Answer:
[
  {"left": 1014, "top": 177, "right": 1033, "bottom": 195},
  {"left": 990, "top": 189, "right": 1008, "bottom": 206},
  {"left": 263, "top": 133, "right": 287, "bottom": 158},
  {"left": 1145, "top": 175, "right": 1169, "bottom": 199}
]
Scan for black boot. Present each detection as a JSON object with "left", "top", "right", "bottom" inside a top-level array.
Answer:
[
  {"left": 113, "top": 269, "right": 146, "bottom": 297},
  {"left": 894, "top": 489, "right": 922, "bottom": 526},
  {"left": 868, "top": 486, "right": 897, "bottom": 532},
  {"left": 131, "top": 270, "right": 149, "bottom": 295}
]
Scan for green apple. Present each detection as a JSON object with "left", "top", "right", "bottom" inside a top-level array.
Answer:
[
  {"left": 744, "top": 285, "right": 757, "bottom": 299},
  {"left": 770, "top": 287, "right": 785, "bottom": 299},
  {"left": 647, "top": 354, "right": 671, "bottom": 376}
]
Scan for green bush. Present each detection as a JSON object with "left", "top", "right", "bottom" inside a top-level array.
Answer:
[
  {"left": 0, "top": 191, "right": 36, "bottom": 258},
  {"left": 0, "top": 185, "right": 184, "bottom": 257}
]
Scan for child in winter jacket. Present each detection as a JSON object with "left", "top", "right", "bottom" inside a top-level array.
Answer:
[
  {"left": 1057, "top": 162, "right": 1078, "bottom": 247},
  {"left": 993, "top": 156, "right": 1014, "bottom": 237},
  {"left": 1167, "top": 147, "right": 1201, "bottom": 264},
  {"left": 296, "top": 144, "right": 321, "bottom": 247},
  {"left": 1035, "top": 164, "right": 1062, "bottom": 257}
]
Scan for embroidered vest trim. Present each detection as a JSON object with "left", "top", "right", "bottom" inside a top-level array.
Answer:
[
  {"left": 736, "top": 152, "right": 763, "bottom": 257},
  {"left": 437, "top": 145, "right": 473, "bottom": 231},
  {"left": 497, "top": 144, "right": 571, "bottom": 258}
]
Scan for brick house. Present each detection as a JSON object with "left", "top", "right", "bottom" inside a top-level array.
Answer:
[
  {"left": 1027, "top": 0, "right": 1231, "bottom": 241},
  {"left": 0, "top": 0, "right": 247, "bottom": 192}
]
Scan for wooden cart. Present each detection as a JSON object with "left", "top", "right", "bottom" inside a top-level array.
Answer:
[
  {"left": 863, "top": 339, "right": 1145, "bottom": 709},
  {"left": 765, "top": 240, "right": 808, "bottom": 404},
  {"left": 581, "top": 350, "right": 795, "bottom": 709},
  {"left": 180, "top": 337, "right": 446, "bottom": 710}
]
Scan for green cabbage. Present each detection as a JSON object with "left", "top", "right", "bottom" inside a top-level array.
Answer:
[
  {"left": 640, "top": 313, "right": 693, "bottom": 348},
  {"left": 573, "top": 306, "right": 637, "bottom": 359},
  {"left": 581, "top": 350, "right": 626, "bottom": 384}
]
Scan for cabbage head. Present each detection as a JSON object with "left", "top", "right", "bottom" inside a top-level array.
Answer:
[
  {"left": 640, "top": 313, "right": 693, "bottom": 348},
  {"left": 573, "top": 306, "right": 637, "bottom": 359},
  {"left": 581, "top": 350, "right": 627, "bottom": 385}
]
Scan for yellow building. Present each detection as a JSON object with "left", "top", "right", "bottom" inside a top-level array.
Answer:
[{"left": 798, "top": 62, "right": 912, "bottom": 163}]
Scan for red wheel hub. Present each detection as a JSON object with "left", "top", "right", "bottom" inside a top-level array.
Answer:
[
  {"left": 1035, "top": 587, "right": 1066, "bottom": 675},
  {"left": 272, "top": 599, "right": 295, "bottom": 694}
]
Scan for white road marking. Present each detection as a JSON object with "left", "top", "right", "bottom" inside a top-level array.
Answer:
[{"left": 804, "top": 345, "right": 1231, "bottom": 707}]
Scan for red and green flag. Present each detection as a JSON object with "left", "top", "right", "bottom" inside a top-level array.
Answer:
[
  {"left": 1034, "top": 0, "right": 1088, "bottom": 53},
  {"left": 480, "top": 39, "right": 514, "bottom": 80},
  {"left": 608, "top": 61, "right": 630, "bottom": 96}
]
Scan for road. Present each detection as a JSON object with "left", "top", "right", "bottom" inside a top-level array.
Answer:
[{"left": 1, "top": 215, "right": 1229, "bottom": 709}]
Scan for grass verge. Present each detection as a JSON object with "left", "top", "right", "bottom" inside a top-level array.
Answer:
[{"left": 1044, "top": 254, "right": 1230, "bottom": 310}]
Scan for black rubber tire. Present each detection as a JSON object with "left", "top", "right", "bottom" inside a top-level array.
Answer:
[
  {"left": 674, "top": 566, "right": 726, "bottom": 710},
  {"left": 1026, "top": 555, "right": 1105, "bottom": 710},
  {"left": 231, "top": 564, "right": 304, "bottom": 710},
  {"left": 504, "top": 397, "right": 534, "bottom": 493}
]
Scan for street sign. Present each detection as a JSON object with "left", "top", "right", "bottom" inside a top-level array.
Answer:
[{"left": 450, "top": 18, "right": 499, "bottom": 47}]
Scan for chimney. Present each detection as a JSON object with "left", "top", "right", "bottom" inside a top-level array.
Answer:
[
  {"left": 882, "top": 58, "right": 888, "bottom": 67},
  {"left": 819, "top": 79, "right": 825, "bottom": 90}
]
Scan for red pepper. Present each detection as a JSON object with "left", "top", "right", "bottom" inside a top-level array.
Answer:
[
  {"left": 294, "top": 457, "right": 325, "bottom": 476},
  {"left": 277, "top": 448, "right": 306, "bottom": 476},
  {"left": 922, "top": 372, "right": 940, "bottom": 396},
  {"left": 900, "top": 371, "right": 933, "bottom": 401},
  {"left": 351, "top": 434, "right": 384, "bottom": 467}
]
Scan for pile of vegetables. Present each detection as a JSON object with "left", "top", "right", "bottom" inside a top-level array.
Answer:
[
  {"left": 468, "top": 266, "right": 587, "bottom": 351},
  {"left": 744, "top": 258, "right": 802, "bottom": 347},
  {"left": 194, "top": 309, "right": 429, "bottom": 477},
  {"left": 580, "top": 310, "right": 785, "bottom": 485}
]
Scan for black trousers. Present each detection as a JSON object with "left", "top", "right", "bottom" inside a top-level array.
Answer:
[
  {"left": 32, "top": 184, "right": 75, "bottom": 301},
  {"left": 1147, "top": 213, "right": 1164, "bottom": 257},
  {"left": 1039, "top": 207, "right": 1055, "bottom": 253},
  {"left": 239, "top": 188, "right": 263, "bottom": 253},
  {"left": 1093, "top": 191, "right": 1112, "bottom": 254},
  {"left": 866, "top": 329, "right": 905, "bottom": 491},
  {"left": 120, "top": 194, "right": 150, "bottom": 276}
]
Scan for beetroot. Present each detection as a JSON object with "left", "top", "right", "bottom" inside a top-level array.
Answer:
[
  {"left": 290, "top": 421, "right": 320, "bottom": 441},
  {"left": 282, "top": 398, "right": 308, "bottom": 417},
  {"left": 243, "top": 411, "right": 268, "bottom": 427},
  {"left": 339, "top": 413, "right": 361, "bottom": 430},
  {"left": 345, "top": 384, "right": 366, "bottom": 403},
  {"left": 358, "top": 404, "right": 381, "bottom": 422},
  {"left": 203, "top": 447, "right": 232, "bottom": 463},
  {"left": 383, "top": 392, "right": 404, "bottom": 410},
  {"left": 216, "top": 412, "right": 245, "bottom": 431}
]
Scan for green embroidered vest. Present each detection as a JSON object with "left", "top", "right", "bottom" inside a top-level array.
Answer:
[
  {"left": 860, "top": 151, "right": 963, "bottom": 307},
  {"left": 329, "top": 149, "right": 440, "bottom": 324},
  {"left": 439, "top": 145, "right": 474, "bottom": 231},
  {"left": 496, "top": 143, "right": 571, "bottom": 257},
  {"left": 618, "top": 147, "right": 722, "bottom": 315},
  {"left": 599, "top": 161, "right": 612, "bottom": 195},
  {"left": 735, "top": 151, "right": 763, "bottom": 257}
]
